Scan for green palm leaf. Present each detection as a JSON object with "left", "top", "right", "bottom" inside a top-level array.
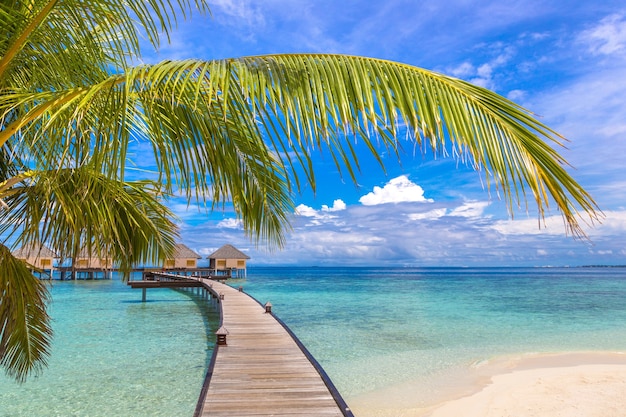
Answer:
[
  {"left": 1, "top": 168, "right": 179, "bottom": 276},
  {"left": 3, "top": 56, "right": 600, "bottom": 236},
  {"left": 0, "top": 244, "right": 51, "bottom": 383}
]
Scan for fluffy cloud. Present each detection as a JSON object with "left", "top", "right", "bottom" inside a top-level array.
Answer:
[
  {"left": 586, "top": 210, "right": 626, "bottom": 237},
  {"left": 448, "top": 201, "right": 490, "bottom": 218},
  {"left": 359, "top": 175, "right": 433, "bottom": 205},
  {"left": 580, "top": 14, "right": 626, "bottom": 55},
  {"left": 490, "top": 215, "right": 568, "bottom": 236},
  {"left": 295, "top": 201, "right": 345, "bottom": 216},
  {"left": 216, "top": 218, "right": 243, "bottom": 229},
  {"left": 295, "top": 204, "right": 319, "bottom": 217},
  {"left": 210, "top": 0, "right": 267, "bottom": 28},
  {"left": 407, "top": 208, "right": 447, "bottom": 221},
  {"left": 321, "top": 199, "right": 347, "bottom": 212},
  {"left": 489, "top": 210, "right": 626, "bottom": 238},
  {"left": 446, "top": 44, "right": 515, "bottom": 89},
  {"left": 405, "top": 201, "right": 488, "bottom": 221},
  {"left": 294, "top": 202, "right": 346, "bottom": 227}
]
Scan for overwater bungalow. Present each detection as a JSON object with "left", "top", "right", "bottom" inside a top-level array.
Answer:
[
  {"left": 68, "top": 248, "right": 114, "bottom": 279},
  {"left": 74, "top": 248, "right": 113, "bottom": 269},
  {"left": 163, "top": 243, "right": 202, "bottom": 271},
  {"left": 12, "top": 244, "right": 58, "bottom": 279},
  {"left": 207, "top": 244, "right": 250, "bottom": 278}
]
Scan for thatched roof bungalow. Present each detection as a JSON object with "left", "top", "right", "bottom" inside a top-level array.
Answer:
[
  {"left": 163, "top": 243, "right": 201, "bottom": 269},
  {"left": 207, "top": 244, "right": 250, "bottom": 277},
  {"left": 13, "top": 244, "right": 58, "bottom": 272}
]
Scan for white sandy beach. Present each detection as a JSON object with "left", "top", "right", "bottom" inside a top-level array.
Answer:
[{"left": 348, "top": 352, "right": 626, "bottom": 417}]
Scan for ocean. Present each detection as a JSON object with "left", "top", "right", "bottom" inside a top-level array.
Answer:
[{"left": 1, "top": 267, "right": 625, "bottom": 416}]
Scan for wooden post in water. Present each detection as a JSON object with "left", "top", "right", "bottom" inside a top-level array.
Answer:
[{"left": 142, "top": 288, "right": 147, "bottom": 302}]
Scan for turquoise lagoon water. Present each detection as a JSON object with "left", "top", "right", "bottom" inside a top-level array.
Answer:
[
  {"left": 1, "top": 267, "right": 626, "bottom": 415},
  {"left": 0, "top": 274, "right": 218, "bottom": 417}
]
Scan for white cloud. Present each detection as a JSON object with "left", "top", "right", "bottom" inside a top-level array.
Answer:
[
  {"left": 449, "top": 61, "right": 475, "bottom": 77},
  {"left": 489, "top": 210, "right": 626, "bottom": 238},
  {"left": 294, "top": 203, "right": 344, "bottom": 227},
  {"left": 321, "top": 199, "right": 347, "bottom": 212},
  {"left": 404, "top": 201, "right": 489, "bottom": 221},
  {"left": 295, "top": 204, "right": 319, "bottom": 217},
  {"left": 196, "top": 247, "right": 220, "bottom": 257},
  {"left": 580, "top": 14, "right": 626, "bottom": 56},
  {"left": 586, "top": 210, "right": 626, "bottom": 237},
  {"left": 448, "top": 201, "right": 490, "bottom": 218},
  {"left": 359, "top": 175, "right": 433, "bottom": 205},
  {"left": 446, "top": 44, "right": 515, "bottom": 89},
  {"left": 491, "top": 215, "right": 569, "bottom": 236},
  {"left": 507, "top": 89, "right": 526, "bottom": 101},
  {"left": 211, "top": 0, "right": 267, "bottom": 28},
  {"left": 167, "top": 202, "right": 200, "bottom": 221},
  {"left": 217, "top": 218, "right": 243, "bottom": 229},
  {"left": 407, "top": 208, "right": 447, "bottom": 221},
  {"left": 175, "top": 198, "right": 626, "bottom": 267}
]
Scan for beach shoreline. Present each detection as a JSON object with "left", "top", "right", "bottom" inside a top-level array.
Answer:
[{"left": 347, "top": 351, "right": 626, "bottom": 417}]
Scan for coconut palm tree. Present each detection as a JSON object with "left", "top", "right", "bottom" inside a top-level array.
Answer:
[{"left": 0, "top": 0, "right": 600, "bottom": 382}]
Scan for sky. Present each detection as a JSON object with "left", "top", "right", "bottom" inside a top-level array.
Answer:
[{"left": 144, "top": 0, "right": 626, "bottom": 267}]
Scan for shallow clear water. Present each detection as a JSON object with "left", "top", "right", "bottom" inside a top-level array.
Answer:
[
  {"left": 1, "top": 267, "right": 625, "bottom": 415},
  {"left": 239, "top": 267, "right": 626, "bottom": 397},
  {"left": 0, "top": 275, "right": 218, "bottom": 417}
]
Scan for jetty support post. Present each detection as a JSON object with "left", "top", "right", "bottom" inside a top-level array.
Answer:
[{"left": 142, "top": 288, "right": 147, "bottom": 302}]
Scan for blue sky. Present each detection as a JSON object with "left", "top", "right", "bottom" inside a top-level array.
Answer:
[{"left": 145, "top": 0, "right": 626, "bottom": 267}]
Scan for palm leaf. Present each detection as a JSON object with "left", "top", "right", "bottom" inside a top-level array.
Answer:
[
  {"left": 0, "top": 244, "right": 51, "bottom": 383},
  {"left": 0, "top": 167, "right": 179, "bottom": 276},
  {"left": 4, "top": 56, "right": 600, "bottom": 237},
  {"left": 0, "top": 0, "right": 210, "bottom": 83},
  {"left": 225, "top": 55, "right": 600, "bottom": 235}
]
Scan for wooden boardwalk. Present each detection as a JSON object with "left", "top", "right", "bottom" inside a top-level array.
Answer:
[
  {"left": 196, "top": 278, "right": 352, "bottom": 417},
  {"left": 136, "top": 274, "right": 353, "bottom": 416}
]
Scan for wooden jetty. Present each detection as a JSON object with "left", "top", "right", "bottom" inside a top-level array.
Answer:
[
  {"left": 129, "top": 273, "right": 353, "bottom": 417},
  {"left": 128, "top": 273, "right": 204, "bottom": 302}
]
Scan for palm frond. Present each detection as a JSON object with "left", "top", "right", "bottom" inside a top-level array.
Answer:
[
  {"left": 225, "top": 55, "right": 601, "bottom": 236},
  {"left": 0, "top": 244, "right": 51, "bottom": 383},
  {"left": 122, "top": 55, "right": 599, "bottom": 236},
  {"left": 2, "top": 62, "right": 296, "bottom": 247},
  {"left": 3, "top": 55, "right": 600, "bottom": 239},
  {"left": 0, "top": 167, "right": 179, "bottom": 276}
]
